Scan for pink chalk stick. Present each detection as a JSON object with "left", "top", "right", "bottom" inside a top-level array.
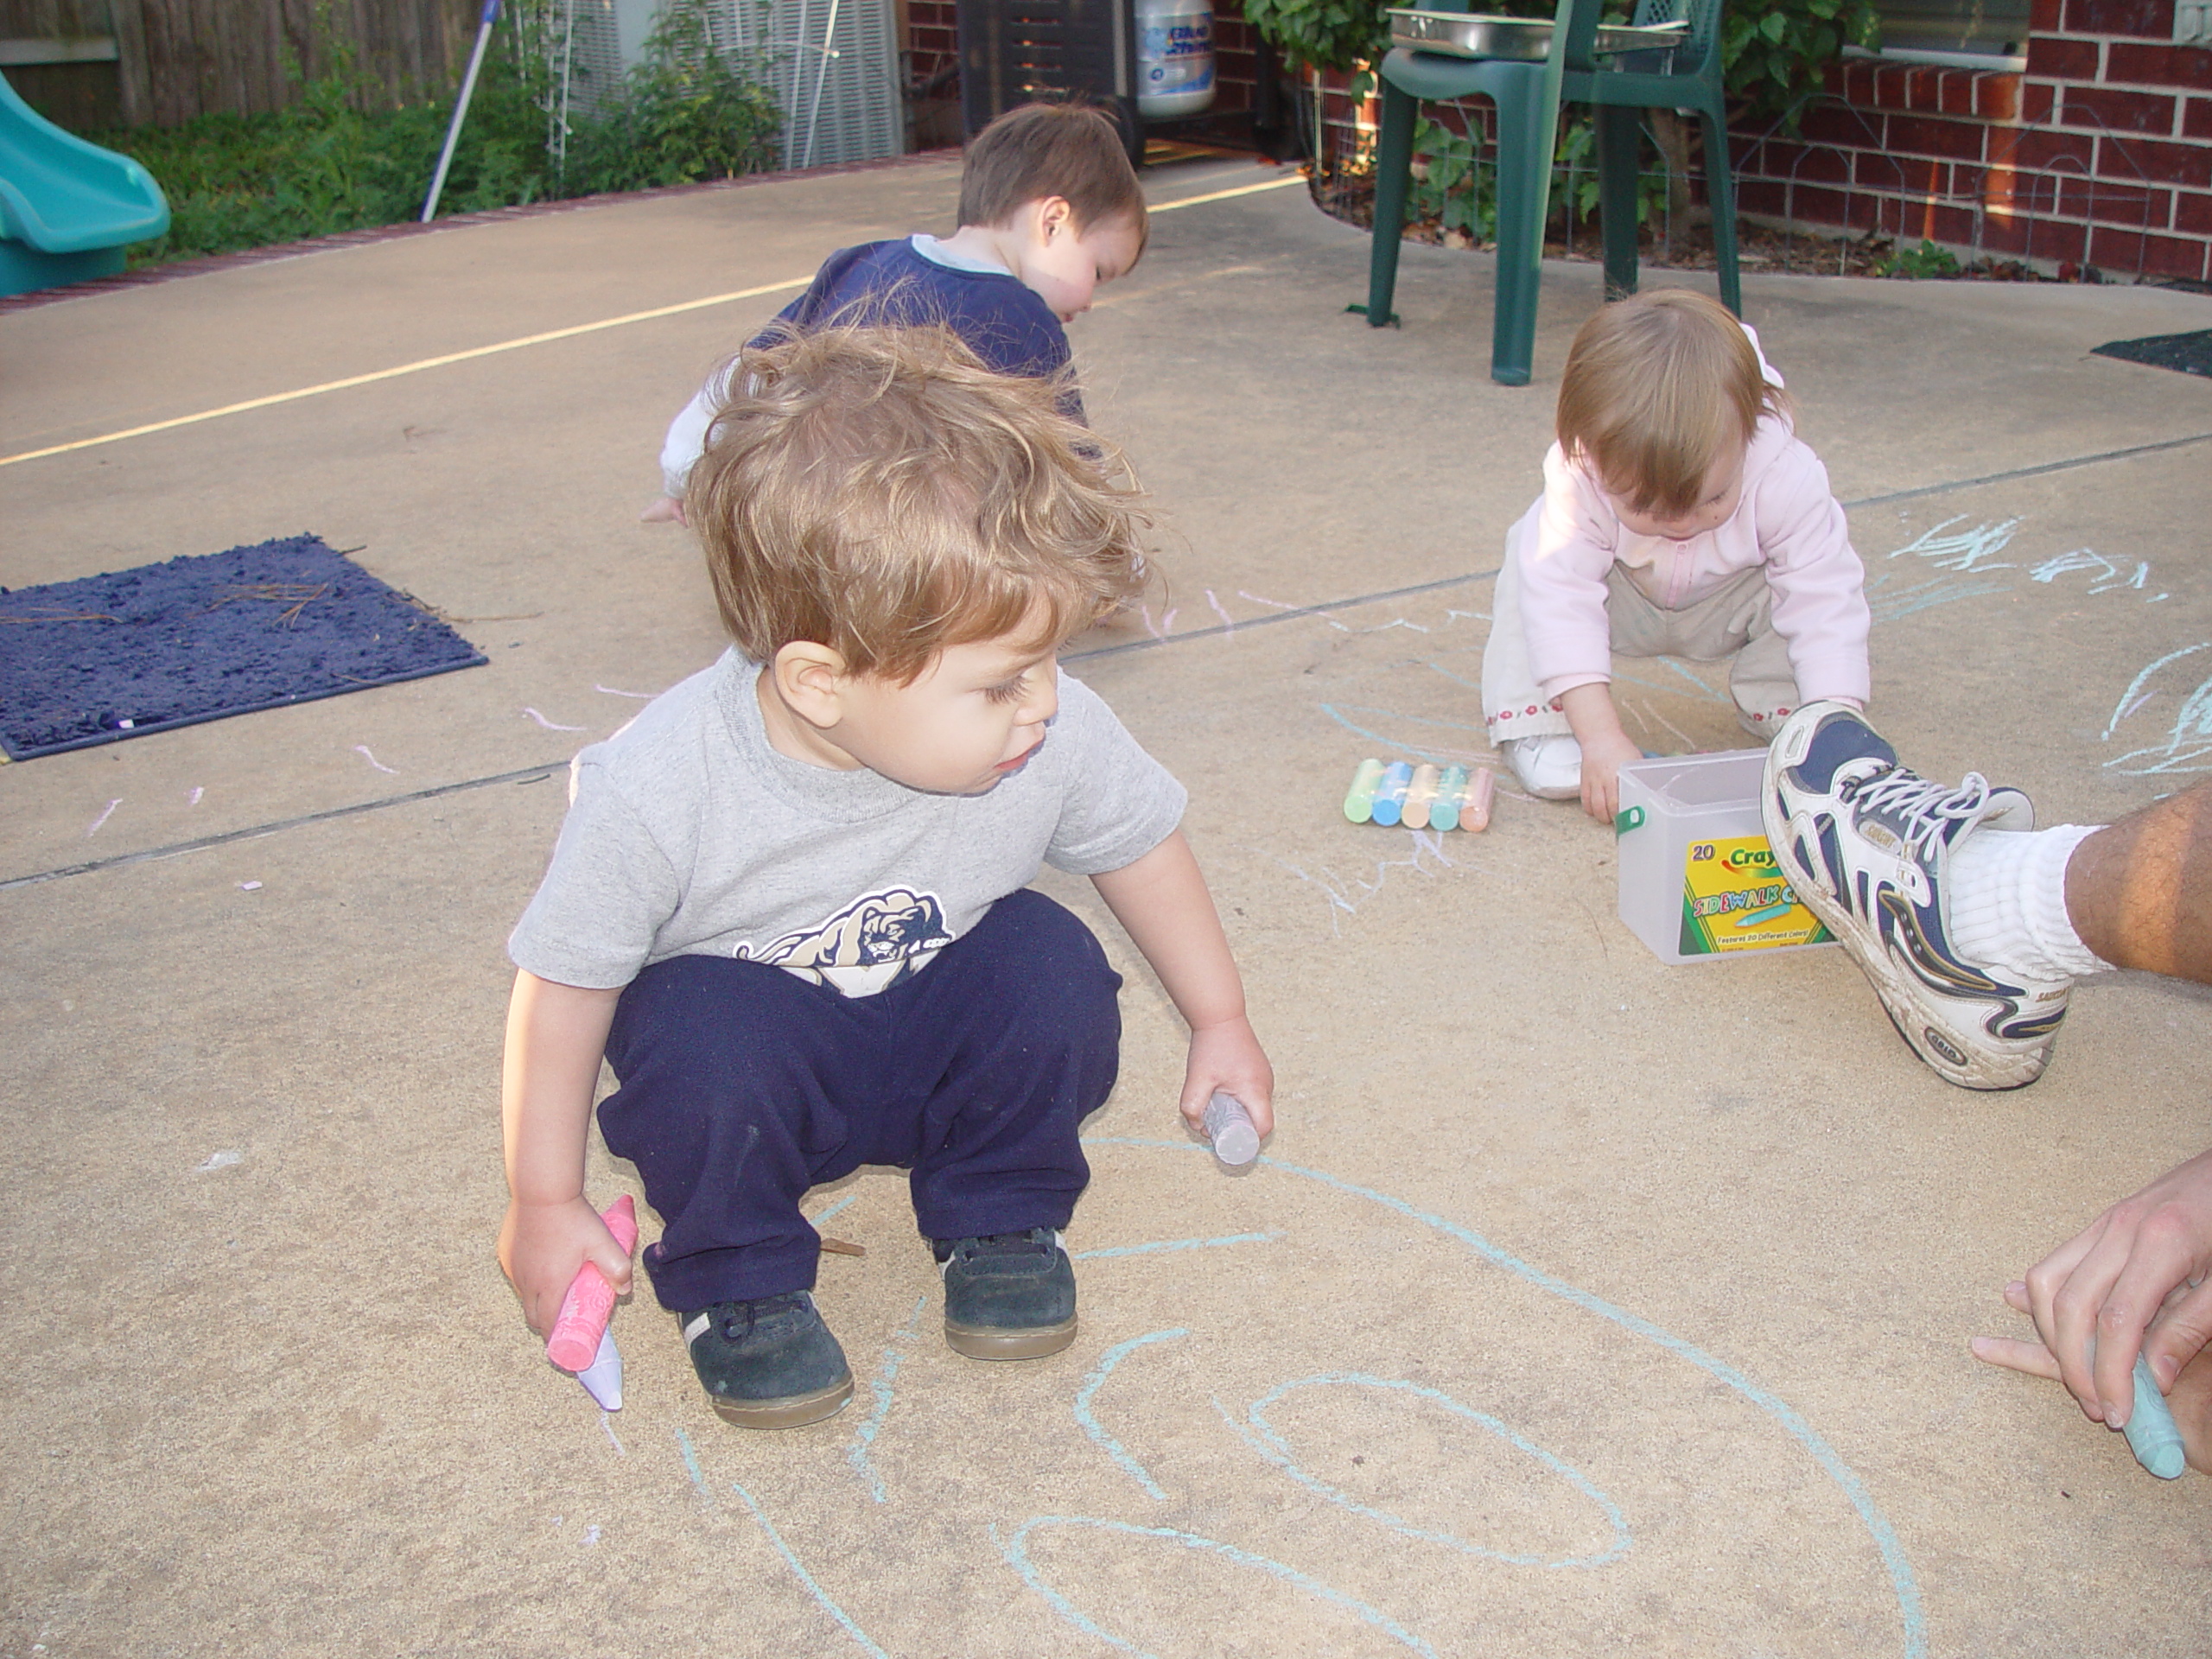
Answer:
[
  {"left": 545, "top": 1195, "right": 638, "bottom": 1372},
  {"left": 1459, "top": 766, "right": 1496, "bottom": 832}
]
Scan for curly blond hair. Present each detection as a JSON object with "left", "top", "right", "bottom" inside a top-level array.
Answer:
[{"left": 687, "top": 323, "right": 1151, "bottom": 682}]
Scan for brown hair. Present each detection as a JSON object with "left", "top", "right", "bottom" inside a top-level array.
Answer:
[
  {"left": 957, "top": 101, "right": 1148, "bottom": 251},
  {"left": 687, "top": 324, "right": 1151, "bottom": 683},
  {"left": 1554, "top": 290, "right": 1789, "bottom": 517}
]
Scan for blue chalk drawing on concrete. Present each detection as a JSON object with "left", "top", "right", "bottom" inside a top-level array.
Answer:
[
  {"left": 1320, "top": 702, "right": 1492, "bottom": 766},
  {"left": 810, "top": 1189, "right": 861, "bottom": 1227},
  {"left": 2103, "top": 643, "right": 2212, "bottom": 775},
  {"left": 994, "top": 1516, "right": 1441, "bottom": 1659},
  {"left": 1887, "top": 516, "right": 2019, "bottom": 573},
  {"left": 849, "top": 1294, "right": 928, "bottom": 1503},
  {"left": 1077, "top": 1136, "right": 1927, "bottom": 1659},
  {"left": 1074, "top": 1328, "right": 1188, "bottom": 1501},
  {"left": 1073, "top": 1230, "right": 1279, "bottom": 1261},
  {"left": 1217, "top": 1372, "right": 1631, "bottom": 1569},
  {"left": 674, "top": 1428, "right": 894, "bottom": 1656},
  {"left": 1866, "top": 568, "right": 2013, "bottom": 623},
  {"left": 731, "top": 1478, "right": 893, "bottom": 1658}
]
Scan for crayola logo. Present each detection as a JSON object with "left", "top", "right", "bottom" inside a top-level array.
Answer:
[{"left": 1678, "top": 834, "right": 1832, "bottom": 957}]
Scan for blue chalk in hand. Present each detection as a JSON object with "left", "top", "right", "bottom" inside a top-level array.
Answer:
[{"left": 2121, "top": 1353, "right": 2187, "bottom": 1480}]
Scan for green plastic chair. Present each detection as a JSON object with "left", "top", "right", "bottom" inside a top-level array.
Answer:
[{"left": 1363, "top": 0, "right": 1741, "bottom": 385}]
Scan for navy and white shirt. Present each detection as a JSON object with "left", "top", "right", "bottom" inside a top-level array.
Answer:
[{"left": 658, "top": 236, "right": 1079, "bottom": 494}]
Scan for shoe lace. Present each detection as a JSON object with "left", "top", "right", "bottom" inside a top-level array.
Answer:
[{"left": 1846, "top": 766, "right": 1996, "bottom": 859}]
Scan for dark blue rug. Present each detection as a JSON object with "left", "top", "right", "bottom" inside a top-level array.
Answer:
[
  {"left": 2092, "top": 328, "right": 2212, "bottom": 377},
  {"left": 0, "top": 536, "right": 487, "bottom": 760}
]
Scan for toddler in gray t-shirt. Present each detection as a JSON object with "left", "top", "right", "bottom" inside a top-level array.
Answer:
[{"left": 499, "top": 324, "right": 1274, "bottom": 1431}]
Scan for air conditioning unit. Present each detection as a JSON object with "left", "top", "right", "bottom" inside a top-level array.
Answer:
[{"left": 545, "top": 0, "right": 904, "bottom": 168}]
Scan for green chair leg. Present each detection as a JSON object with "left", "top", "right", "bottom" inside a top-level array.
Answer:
[
  {"left": 1700, "top": 100, "right": 1741, "bottom": 316},
  {"left": 1366, "top": 83, "right": 1419, "bottom": 328},
  {"left": 1487, "top": 81, "right": 1555, "bottom": 385},
  {"left": 1596, "top": 104, "right": 1642, "bottom": 302}
]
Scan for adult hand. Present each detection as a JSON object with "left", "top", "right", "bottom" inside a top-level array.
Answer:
[{"left": 1970, "top": 1146, "right": 2212, "bottom": 1429}]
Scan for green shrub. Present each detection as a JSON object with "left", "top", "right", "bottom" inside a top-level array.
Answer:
[
  {"left": 84, "top": 0, "right": 780, "bottom": 268},
  {"left": 1874, "top": 237, "right": 1960, "bottom": 278}
]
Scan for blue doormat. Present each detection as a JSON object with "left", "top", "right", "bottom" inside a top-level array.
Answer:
[{"left": 0, "top": 535, "right": 487, "bottom": 760}]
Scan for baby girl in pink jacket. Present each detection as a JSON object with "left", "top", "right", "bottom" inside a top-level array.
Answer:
[{"left": 1483, "top": 289, "right": 1872, "bottom": 823}]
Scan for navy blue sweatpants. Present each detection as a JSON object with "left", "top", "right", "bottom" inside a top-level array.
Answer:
[{"left": 599, "top": 888, "right": 1122, "bottom": 1313}]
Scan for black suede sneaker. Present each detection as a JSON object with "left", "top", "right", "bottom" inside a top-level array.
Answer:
[
  {"left": 680, "top": 1291, "right": 853, "bottom": 1428},
  {"left": 933, "top": 1229, "right": 1077, "bottom": 1360}
]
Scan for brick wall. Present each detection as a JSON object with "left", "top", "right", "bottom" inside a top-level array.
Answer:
[
  {"left": 1736, "top": 0, "right": 2212, "bottom": 280},
  {"left": 1306, "top": 0, "right": 2212, "bottom": 283}
]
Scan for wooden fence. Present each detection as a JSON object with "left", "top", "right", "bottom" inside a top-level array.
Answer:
[{"left": 1, "top": 0, "right": 479, "bottom": 126}]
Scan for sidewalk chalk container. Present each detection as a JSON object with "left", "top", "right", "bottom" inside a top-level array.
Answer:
[
  {"left": 1135, "top": 0, "right": 1216, "bottom": 118},
  {"left": 1615, "top": 750, "right": 1834, "bottom": 965},
  {"left": 1203, "top": 1090, "right": 1261, "bottom": 1170}
]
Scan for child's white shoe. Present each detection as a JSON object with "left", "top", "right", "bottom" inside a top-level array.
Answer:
[{"left": 1503, "top": 734, "right": 1583, "bottom": 799}]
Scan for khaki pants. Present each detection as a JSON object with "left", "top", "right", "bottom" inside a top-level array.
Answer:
[{"left": 1484, "top": 517, "right": 1801, "bottom": 746}]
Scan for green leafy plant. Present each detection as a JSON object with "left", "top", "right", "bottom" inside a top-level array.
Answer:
[
  {"left": 1873, "top": 237, "right": 1960, "bottom": 278},
  {"left": 558, "top": 0, "right": 782, "bottom": 194},
  {"left": 1241, "top": 0, "right": 1397, "bottom": 78},
  {"left": 1721, "top": 0, "right": 1878, "bottom": 125},
  {"left": 78, "top": 0, "right": 781, "bottom": 268},
  {"left": 1408, "top": 111, "right": 1672, "bottom": 245}
]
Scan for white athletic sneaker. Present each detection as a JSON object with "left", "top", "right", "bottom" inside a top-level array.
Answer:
[
  {"left": 1503, "top": 734, "right": 1582, "bottom": 799},
  {"left": 1762, "top": 702, "right": 2066, "bottom": 1090}
]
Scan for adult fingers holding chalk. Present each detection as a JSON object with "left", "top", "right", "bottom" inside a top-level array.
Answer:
[{"left": 1972, "top": 1146, "right": 2212, "bottom": 1468}]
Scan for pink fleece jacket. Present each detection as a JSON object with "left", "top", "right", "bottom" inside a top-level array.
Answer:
[{"left": 1516, "top": 411, "right": 1872, "bottom": 707}]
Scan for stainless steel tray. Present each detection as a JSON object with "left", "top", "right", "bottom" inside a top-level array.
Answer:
[{"left": 1387, "top": 10, "right": 1688, "bottom": 60}]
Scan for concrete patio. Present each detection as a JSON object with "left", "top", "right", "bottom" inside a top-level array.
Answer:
[{"left": 3, "top": 152, "right": 2209, "bottom": 1656}]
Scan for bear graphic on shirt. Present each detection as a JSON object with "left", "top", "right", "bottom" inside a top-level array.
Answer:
[{"left": 744, "top": 887, "right": 956, "bottom": 996}]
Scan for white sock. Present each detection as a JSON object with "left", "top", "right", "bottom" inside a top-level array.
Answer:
[{"left": 1946, "top": 823, "right": 2113, "bottom": 982}]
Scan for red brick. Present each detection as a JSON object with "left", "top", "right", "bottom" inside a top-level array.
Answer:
[
  {"left": 1886, "top": 113, "right": 1993, "bottom": 161},
  {"left": 2062, "top": 85, "right": 2178, "bottom": 132},
  {"left": 2186, "top": 97, "right": 2212, "bottom": 137},
  {"left": 1834, "top": 60, "right": 1875, "bottom": 102},
  {"left": 2178, "top": 188, "right": 2212, "bottom": 229},
  {"left": 1736, "top": 178, "right": 1791, "bottom": 217},
  {"left": 1994, "top": 125, "right": 2098, "bottom": 168},
  {"left": 2060, "top": 174, "right": 2174, "bottom": 221},
  {"left": 2033, "top": 0, "right": 2063, "bottom": 25},
  {"left": 1777, "top": 181, "right": 1859, "bottom": 227},
  {"left": 2105, "top": 41, "right": 2212, "bottom": 86},
  {"left": 2022, "top": 216, "right": 2093, "bottom": 261},
  {"left": 1975, "top": 73, "right": 2024, "bottom": 120},
  {"left": 2026, "top": 35, "right": 2101, "bottom": 78},
  {"left": 2090, "top": 224, "right": 2209, "bottom": 274},
  {"left": 2023, "top": 80, "right": 2058, "bottom": 121},
  {"left": 2062, "top": 0, "right": 2171, "bottom": 35},
  {"left": 1800, "top": 102, "right": 1885, "bottom": 149},
  {"left": 2102, "top": 134, "right": 2212, "bottom": 187},
  {"left": 1768, "top": 141, "right": 1853, "bottom": 184}
]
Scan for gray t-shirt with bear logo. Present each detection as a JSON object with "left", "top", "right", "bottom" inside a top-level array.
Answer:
[{"left": 507, "top": 649, "right": 1185, "bottom": 996}]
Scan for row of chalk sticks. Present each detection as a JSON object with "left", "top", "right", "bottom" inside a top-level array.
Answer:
[{"left": 1344, "top": 759, "right": 1497, "bottom": 830}]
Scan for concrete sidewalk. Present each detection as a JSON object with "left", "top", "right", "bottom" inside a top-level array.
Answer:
[{"left": 4, "top": 153, "right": 2209, "bottom": 1657}]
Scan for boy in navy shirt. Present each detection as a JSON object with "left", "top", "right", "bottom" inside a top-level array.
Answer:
[{"left": 644, "top": 101, "right": 1147, "bottom": 524}]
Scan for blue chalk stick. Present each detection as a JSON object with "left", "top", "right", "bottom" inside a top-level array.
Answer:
[
  {"left": 2122, "top": 1353, "right": 2188, "bottom": 1480},
  {"left": 1369, "top": 762, "right": 1413, "bottom": 827}
]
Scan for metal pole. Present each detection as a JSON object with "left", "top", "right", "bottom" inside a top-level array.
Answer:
[
  {"left": 422, "top": 0, "right": 505, "bottom": 223},
  {"left": 799, "top": 0, "right": 842, "bottom": 169}
]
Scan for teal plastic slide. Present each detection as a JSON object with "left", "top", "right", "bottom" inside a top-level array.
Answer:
[{"left": 0, "top": 68, "right": 168, "bottom": 297}]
